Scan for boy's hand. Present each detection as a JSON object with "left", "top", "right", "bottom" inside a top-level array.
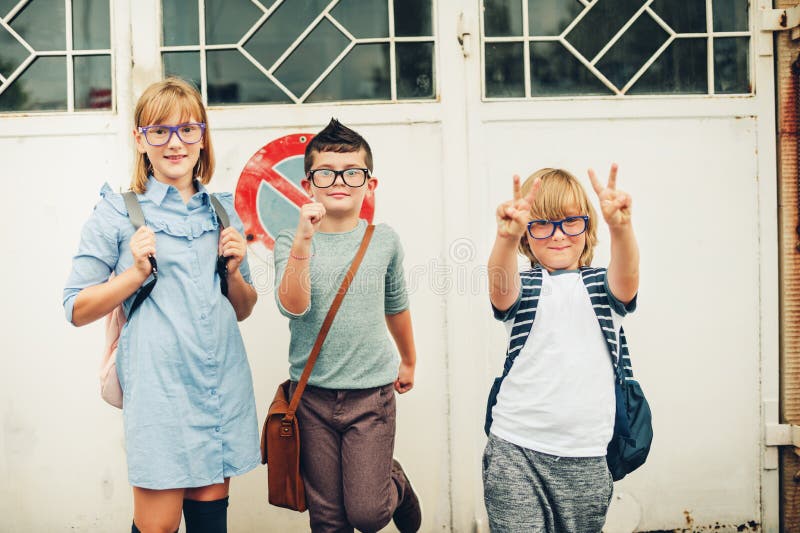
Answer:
[
  {"left": 129, "top": 226, "right": 156, "bottom": 281},
  {"left": 297, "top": 201, "right": 326, "bottom": 240},
  {"left": 394, "top": 361, "right": 415, "bottom": 394},
  {"left": 219, "top": 226, "right": 247, "bottom": 274},
  {"left": 496, "top": 175, "right": 539, "bottom": 240},
  {"left": 589, "top": 163, "right": 632, "bottom": 228}
]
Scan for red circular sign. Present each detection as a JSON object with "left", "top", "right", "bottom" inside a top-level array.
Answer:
[{"left": 235, "top": 134, "right": 375, "bottom": 259}]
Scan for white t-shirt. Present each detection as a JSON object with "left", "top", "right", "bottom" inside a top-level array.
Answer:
[{"left": 491, "top": 269, "right": 625, "bottom": 457}]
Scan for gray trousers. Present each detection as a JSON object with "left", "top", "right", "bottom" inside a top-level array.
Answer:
[
  {"left": 290, "top": 382, "right": 407, "bottom": 533},
  {"left": 482, "top": 433, "right": 613, "bottom": 533}
]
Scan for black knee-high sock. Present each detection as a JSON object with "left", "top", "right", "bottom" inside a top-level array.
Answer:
[
  {"left": 183, "top": 497, "right": 229, "bottom": 533},
  {"left": 131, "top": 520, "right": 178, "bottom": 533}
]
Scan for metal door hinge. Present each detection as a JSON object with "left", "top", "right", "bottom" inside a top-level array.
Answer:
[
  {"left": 761, "top": 5, "right": 800, "bottom": 40},
  {"left": 765, "top": 423, "right": 800, "bottom": 448},
  {"left": 764, "top": 423, "right": 800, "bottom": 469}
]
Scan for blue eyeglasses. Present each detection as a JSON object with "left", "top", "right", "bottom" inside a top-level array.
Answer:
[
  {"left": 527, "top": 215, "right": 589, "bottom": 239},
  {"left": 138, "top": 122, "right": 206, "bottom": 146}
]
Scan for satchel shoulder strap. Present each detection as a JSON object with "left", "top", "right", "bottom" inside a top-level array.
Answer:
[{"left": 285, "top": 224, "right": 376, "bottom": 421}]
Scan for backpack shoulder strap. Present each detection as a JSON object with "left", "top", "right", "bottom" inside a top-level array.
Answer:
[
  {"left": 209, "top": 194, "right": 230, "bottom": 229},
  {"left": 121, "top": 190, "right": 157, "bottom": 317},
  {"left": 501, "top": 267, "right": 543, "bottom": 377},
  {"left": 122, "top": 191, "right": 145, "bottom": 229},
  {"left": 580, "top": 267, "right": 634, "bottom": 382}
]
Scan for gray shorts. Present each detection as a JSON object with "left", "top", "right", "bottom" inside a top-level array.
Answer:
[{"left": 482, "top": 433, "right": 613, "bottom": 533}]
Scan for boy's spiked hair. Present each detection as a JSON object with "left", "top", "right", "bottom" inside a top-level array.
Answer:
[
  {"left": 518, "top": 168, "right": 599, "bottom": 268},
  {"left": 131, "top": 77, "right": 214, "bottom": 193},
  {"left": 304, "top": 118, "right": 373, "bottom": 173}
]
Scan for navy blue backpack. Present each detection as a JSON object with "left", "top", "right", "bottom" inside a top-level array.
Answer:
[{"left": 484, "top": 267, "right": 653, "bottom": 481}]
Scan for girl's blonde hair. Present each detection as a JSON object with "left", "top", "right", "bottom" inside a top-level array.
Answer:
[
  {"left": 131, "top": 77, "right": 215, "bottom": 193},
  {"left": 518, "top": 168, "right": 598, "bottom": 268}
]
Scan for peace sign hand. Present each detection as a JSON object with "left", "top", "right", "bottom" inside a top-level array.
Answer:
[
  {"left": 589, "top": 163, "right": 632, "bottom": 228},
  {"left": 496, "top": 175, "right": 540, "bottom": 240}
]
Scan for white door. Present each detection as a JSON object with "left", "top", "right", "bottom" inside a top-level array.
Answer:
[{"left": 445, "top": 0, "right": 780, "bottom": 531}]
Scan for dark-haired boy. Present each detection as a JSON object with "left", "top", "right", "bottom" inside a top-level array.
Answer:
[{"left": 273, "top": 118, "right": 421, "bottom": 533}]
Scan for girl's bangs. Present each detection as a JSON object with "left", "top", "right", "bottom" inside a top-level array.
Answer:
[{"left": 139, "top": 91, "right": 203, "bottom": 127}]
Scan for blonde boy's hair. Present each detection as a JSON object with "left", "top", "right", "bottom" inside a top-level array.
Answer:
[
  {"left": 518, "top": 168, "right": 598, "bottom": 268},
  {"left": 131, "top": 77, "right": 215, "bottom": 193}
]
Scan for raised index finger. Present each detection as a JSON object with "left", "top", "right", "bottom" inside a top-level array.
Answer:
[{"left": 512, "top": 174, "right": 521, "bottom": 200}]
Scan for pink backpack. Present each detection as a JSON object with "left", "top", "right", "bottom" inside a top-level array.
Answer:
[{"left": 98, "top": 192, "right": 230, "bottom": 409}]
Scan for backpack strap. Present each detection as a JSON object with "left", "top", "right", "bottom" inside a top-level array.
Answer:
[
  {"left": 484, "top": 267, "right": 543, "bottom": 435},
  {"left": 579, "top": 267, "right": 635, "bottom": 382},
  {"left": 501, "top": 267, "right": 544, "bottom": 377},
  {"left": 581, "top": 266, "right": 635, "bottom": 440},
  {"left": 208, "top": 194, "right": 231, "bottom": 296},
  {"left": 122, "top": 191, "right": 157, "bottom": 317}
]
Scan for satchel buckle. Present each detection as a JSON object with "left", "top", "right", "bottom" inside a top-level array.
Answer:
[{"left": 280, "top": 418, "right": 294, "bottom": 438}]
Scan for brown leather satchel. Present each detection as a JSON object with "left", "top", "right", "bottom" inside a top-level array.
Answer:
[{"left": 261, "top": 224, "right": 375, "bottom": 512}]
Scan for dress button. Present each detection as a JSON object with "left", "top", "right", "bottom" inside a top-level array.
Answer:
[
  {"left": 200, "top": 313, "right": 206, "bottom": 319},
  {"left": 211, "top": 389, "right": 216, "bottom": 395},
  {"left": 215, "top": 427, "right": 220, "bottom": 432}
]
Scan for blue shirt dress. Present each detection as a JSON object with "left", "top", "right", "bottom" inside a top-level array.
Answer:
[{"left": 63, "top": 177, "right": 260, "bottom": 489}]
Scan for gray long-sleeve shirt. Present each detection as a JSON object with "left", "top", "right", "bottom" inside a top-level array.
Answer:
[{"left": 273, "top": 220, "right": 409, "bottom": 389}]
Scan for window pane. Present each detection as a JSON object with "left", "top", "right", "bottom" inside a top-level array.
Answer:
[
  {"left": 484, "top": 0, "right": 523, "bottom": 37},
  {"left": 244, "top": 0, "right": 330, "bottom": 69},
  {"left": 565, "top": 0, "right": 644, "bottom": 60},
  {"left": 163, "top": 51, "right": 201, "bottom": 90},
  {"left": 331, "top": 0, "right": 389, "bottom": 38},
  {"left": 11, "top": 0, "right": 66, "bottom": 50},
  {"left": 629, "top": 37, "right": 707, "bottom": 94},
  {"left": 206, "top": 50, "right": 290, "bottom": 104},
  {"left": 73, "top": 0, "right": 110, "bottom": 49},
  {"left": 74, "top": 55, "right": 111, "bottom": 110},
  {"left": 528, "top": 0, "right": 583, "bottom": 37},
  {"left": 205, "top": 0, "right": 260, "bottom": 45},
  {"left": 713, "top": 0, "right": 748, "bottom": 32},
  {"left": 162, "top": 0, "right": 198, "bottom": 46},
  {"left": 0, "top": 56, "right": 66, "bottom": 111},
  {"left": 650, "top": 0, "right": 705, "bottom": 33},
  {"left": 596, "top": 12, "right": 668, "bottom": 89},
  {"left": 0, "top": 0, "right": 17, "bottom": 18},
  {"left": 307, "top": 43, "right": 390, "bottom": 102},
  {"left": 394, "top": 0, "right": 432, "bottom": 37},
  {"left": 485, "top": 42, "right": 524, "bottom": 97},
  {"left": 531, "top": 41, "right": 610, "bottom": 96},
  {"left": 714, "top": 37, "right": 749, "bottom": 93},
  {"left": 273, "top": 19, "right": 350, "bottom": 98},
  {"left": 396, "top": 42, "right": 434, "bottom": 99},
  {"left": 0, "top": 24, "right": 30, "bottom": 78}
]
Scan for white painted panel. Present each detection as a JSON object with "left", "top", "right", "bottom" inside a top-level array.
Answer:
[{"left": 474, "top": 117, "right": 761, "bottom": 531}]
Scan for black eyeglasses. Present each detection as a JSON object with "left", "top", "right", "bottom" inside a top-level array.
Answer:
[
  {"left": 307, "top": 168, "right": 370, "bottom": 188},
  {"left": 527, "top": 215, "right": 589, "bottom": 239}
]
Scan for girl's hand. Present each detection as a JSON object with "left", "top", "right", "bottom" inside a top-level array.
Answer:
[
  {"left": 496, "top": 175, "right": 539, "bottom": 240},
  {"left": 129, "top": 226, "right": 156, "bottom": 280},
  {"left": 219, "top": 227, "right": 247, "bottom": 274},
  {"left": 589, "top": 163, "right": 632, "bottom": 228},
  {"left": 297, "top": 201, "right": 326, "bottom": 241},
  {"left": 394, "top": 361, "right": 415, "bottom": 394}
]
